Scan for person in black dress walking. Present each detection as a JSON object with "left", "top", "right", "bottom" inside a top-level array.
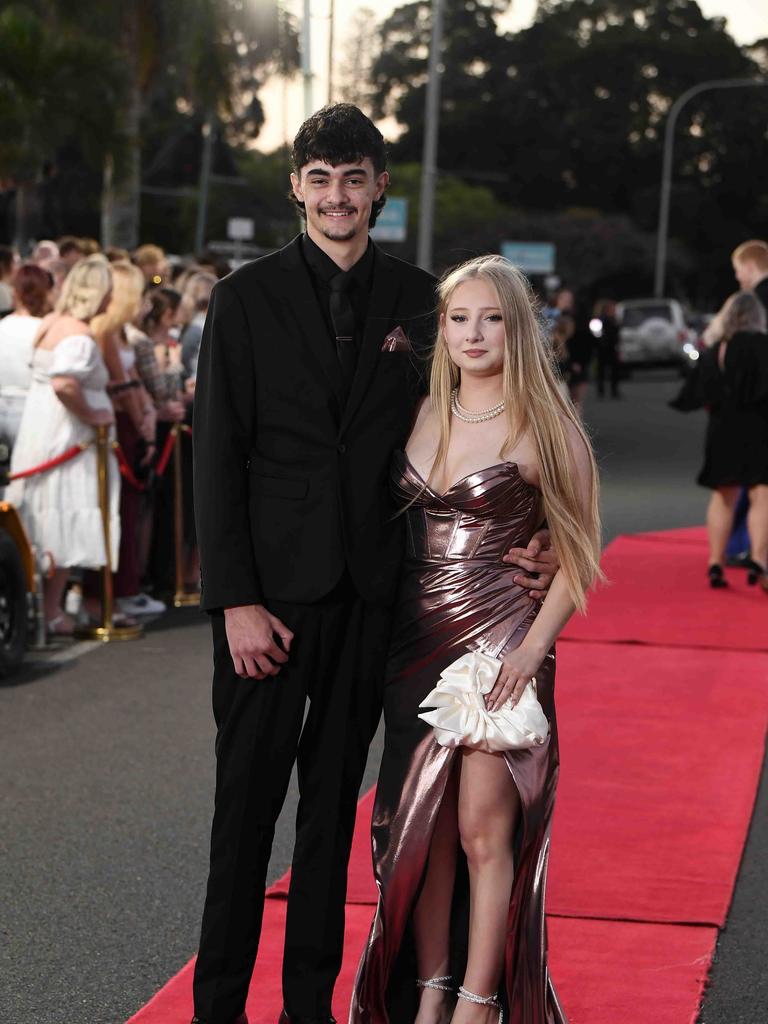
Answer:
[{"left": 693, "top": 292, "right": 768, "bottom": 589}]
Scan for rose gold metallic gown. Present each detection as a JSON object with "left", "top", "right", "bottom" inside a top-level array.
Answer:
[{"left": 350, "top": 451, "right": 568, "bottom": 1024}]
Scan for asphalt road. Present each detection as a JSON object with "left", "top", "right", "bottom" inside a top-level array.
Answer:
[{"left": 1, "top": 371, "right": 764, "bottom": 1024}]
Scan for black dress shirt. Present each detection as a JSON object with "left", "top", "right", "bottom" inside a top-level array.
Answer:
[{"left": 301, "top": 232, "right": 375, "bottom": 349}]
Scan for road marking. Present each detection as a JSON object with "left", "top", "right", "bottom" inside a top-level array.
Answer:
[{"left": 25, "top": 639, "right": 101, "bottom": 667}]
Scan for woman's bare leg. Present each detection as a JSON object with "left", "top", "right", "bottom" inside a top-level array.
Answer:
[
  {"left": 706, "top": 486, "right": 740, "bottom": 566},
  {"left": 747, "top": 485, "right": 768, "bottom": 570},
  {"left": 44, "top": 568, "right": 70, "bottom": 621},
  {"left": 413, "top": 764, "right": 460, "bottom": 1024},
  {"left": 452, "top": 748, "right": 520, "bottom": 1023}
]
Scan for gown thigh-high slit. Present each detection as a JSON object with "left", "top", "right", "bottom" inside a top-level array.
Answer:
[{"left": 349, "top": 451, "right": 568, "bottom": 1024}]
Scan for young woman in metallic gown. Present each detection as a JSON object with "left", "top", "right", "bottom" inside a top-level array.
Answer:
[{"left": 350, "top": 256, "right": 602, "bottom": 1024}]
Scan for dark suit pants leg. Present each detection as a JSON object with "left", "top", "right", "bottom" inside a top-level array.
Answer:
[
  {"left": 193, "top": 607, "right": 308, "bottom": 1022},
  {"left": 192, "top": 592, "right": 390, "bottom": 1023},
  {"left": 281, "top": 591, "right": 391, "bottom": 1019}
]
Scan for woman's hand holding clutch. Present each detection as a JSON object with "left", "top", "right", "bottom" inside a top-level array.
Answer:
[
  {"left": 418, "top": 650, "right": 549, "bottom": 752},
  {"left": 486, "top": 641, "right": 547, "bottom": 713}
]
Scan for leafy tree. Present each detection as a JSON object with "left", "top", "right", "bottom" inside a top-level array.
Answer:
[
  {"left": 70, "top": 0, "right": 298, "bottom": 247},
  {"left": 0, "top": 0, "right": 298, "bottom": 250},
  {"left": 372, "top": 0, "right": 768, "bottom": 299},
  {"left": 0, "top": 3, "right": 124, "bottom": 249}
]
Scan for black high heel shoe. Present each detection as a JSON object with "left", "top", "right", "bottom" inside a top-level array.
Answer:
[
  {"left": 745, "top": 559, "right": 767, "bottom": 586},
  {"left": 708, "top": 564, "right": 728, "bottom": 589}
]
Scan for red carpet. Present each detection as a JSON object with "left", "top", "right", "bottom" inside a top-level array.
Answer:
[
  {"left": 562, "top": 534, "right": 768, "bottom": 651},
  {"left": 273, "top": 643, "right": 768, "bottom": 926},
  {"left": 549, "top": 641, "right": 768, "bottom": 925},
  {"left": 128, "top": 526, "right": 765, "bottom": 1023},
  {"left": 128, "top": 902, "right": 717, "bottom": 1024},
  {"left": 628, "top": 526, "right": 708, "bottom": 546}
]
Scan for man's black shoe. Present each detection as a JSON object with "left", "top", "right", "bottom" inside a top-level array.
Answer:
[
  {"left": 278, "top": 1012, "right": 336, "bottom": 1024},
  {"left": 190, "top": 1015, "right": 247, "bottom": 1024}
]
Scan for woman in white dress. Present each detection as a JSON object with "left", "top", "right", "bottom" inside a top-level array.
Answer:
[
  {"left": 7, "top": 255, "right": 119, "bottom": 635},
  {"left": 0, "top": 264, "right": 52, "bottom": 448}
]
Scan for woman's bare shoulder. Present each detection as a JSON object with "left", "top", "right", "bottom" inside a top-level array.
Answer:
[
  {"left": 410, "top": 394, "right": 438, "bottom": 435},
  {"left": 38, "top": 315, "right": 92, "bottom": 349},
  {"left": 559, "top": 413, "right": 594, "bottom": 477},
  {"left": 415, "top": 393, "right": 433, "bottom": 419}
]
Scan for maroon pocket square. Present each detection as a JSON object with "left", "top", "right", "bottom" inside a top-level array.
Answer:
[{"left": 381, "top": 326, "right": 413, "bottom": 353}]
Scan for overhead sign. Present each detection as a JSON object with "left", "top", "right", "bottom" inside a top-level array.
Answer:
[
  {"left": 501, "top": 241, "right": 556, "bottom": 275},
  {"left": 370, "top": 197, "right": 408, "bottom": 243},
  {"left": 227, "top": 217, "right": 255, "bottom": 241}
]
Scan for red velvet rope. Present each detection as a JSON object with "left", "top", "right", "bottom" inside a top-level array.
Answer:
[
  {"left": 112, "top": 442, "right": 148, "bottom": 492},
  {"left": 154, "top": 428, "right": 177, "bottom": 479},
  {"left": 116, "top": 423, "right": 190, "bottom": 490},
  {"left": 9, "top": 425, "right": 191, "bottom": 491},
  {"left": 8, "top": 442, "right": 90, "bottom": 481}
]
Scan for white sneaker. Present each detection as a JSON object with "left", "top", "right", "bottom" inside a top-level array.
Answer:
[{"left": 116, "top": 593, "right": 167, "bottom": 616}]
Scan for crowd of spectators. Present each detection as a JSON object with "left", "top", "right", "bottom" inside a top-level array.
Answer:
[{"left": 0, "top": 236, "right": 225, "bottom": 635}]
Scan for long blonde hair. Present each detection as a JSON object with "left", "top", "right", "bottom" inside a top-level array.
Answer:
[
  {"left": 429, "top": 255, "right": 602, "bottom": 611},
  {"left": 54, "top": 254, "right": 112, "bottom": 322},
  {"left": 90, "top": 260, "right": 145, "bottom": 343}
]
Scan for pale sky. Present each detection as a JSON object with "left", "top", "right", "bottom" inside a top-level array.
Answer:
[{"left": 256, "top": 0, "right": 767, "bottom": 152}]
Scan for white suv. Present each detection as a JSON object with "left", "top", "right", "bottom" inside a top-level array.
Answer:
[{"left": 616, "top": 299, "right": 698, "bottom": 368}]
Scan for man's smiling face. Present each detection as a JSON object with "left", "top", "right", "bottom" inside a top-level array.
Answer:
[{"left": 291, "top": 158, "right": 389, "bottom": 245}]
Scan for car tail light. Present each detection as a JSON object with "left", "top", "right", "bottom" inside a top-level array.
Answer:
[{"left": 677, "top": 329, "right": 687, "bottom": 342}]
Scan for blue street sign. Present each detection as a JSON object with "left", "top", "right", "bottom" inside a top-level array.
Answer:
[
  {"left": 370, "top": 197, "right": 409, "bottom": 243},
  {"left": 501, "top": 241, "right": 556, "bottom": 274}
]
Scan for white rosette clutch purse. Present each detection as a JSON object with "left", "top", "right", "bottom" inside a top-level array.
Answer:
[{"left": 418, "top": 651, "right": 549, "bottom": 753}]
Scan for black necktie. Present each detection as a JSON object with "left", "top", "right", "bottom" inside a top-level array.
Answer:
[{"left": 329, "top": 271, "right": 358, "bottom": 391}]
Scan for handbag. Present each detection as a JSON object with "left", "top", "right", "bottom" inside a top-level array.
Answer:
[{"left": 418, "top": 650, "right": 549, "bottom": 754}]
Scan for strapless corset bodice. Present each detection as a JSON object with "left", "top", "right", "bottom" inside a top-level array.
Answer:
[{"left": 392, "top": 449, "right": 542, "bottom": 564}]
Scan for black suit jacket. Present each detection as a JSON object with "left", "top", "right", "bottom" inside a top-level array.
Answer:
[{"left": 193, "top": 234, "right": 437, "bottom": 611}]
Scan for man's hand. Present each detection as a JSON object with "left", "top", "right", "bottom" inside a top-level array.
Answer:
[
  {"left": 503, "top": 528, "right": 559, "bottom": 601},
  {"left": 224, "top": 604, "right": 294, "bottom": 679}
]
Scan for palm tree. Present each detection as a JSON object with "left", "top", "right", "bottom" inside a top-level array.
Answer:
[{"left": 65, "top": 0, "right": 298, "bottom": 248}]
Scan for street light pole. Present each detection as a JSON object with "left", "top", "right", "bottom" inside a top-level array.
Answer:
[
  {"left": 328, "top": 0, "right": 335, "bottom": 104},
  {"left": 654, "top": 78, "right": 768, "bottom": 298},
  {"left": 302, "top": 0, "right": 314, "bottom": 118},
  {"left": 194, "top": 114, "right": 215, "bottom": 254},
  {"left": 416, "top": 0, "right": 445, "bottom": 273}
]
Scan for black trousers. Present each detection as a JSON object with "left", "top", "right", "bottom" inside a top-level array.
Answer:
[{"left": 193, "top": 579, "right": 392, "bottom": 1023}]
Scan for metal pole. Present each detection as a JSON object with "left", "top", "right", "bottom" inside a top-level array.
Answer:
[
  {"left": 75, "top": 426, "right": 141, "bottom": 642},
  {"left": 172, "top": 425, "right": 199, "bottom": 608},
  {"left": 195, "top": 115, "right": 215, "bottom": 254},
  {"left": 302, "top": 0, "right": 314, "bottom": 117},
  {"left": 416, "top": 0, "right": 445, "bottom": 273},
  {"left": 327, "top": 0, "right": 335, "bottom": 105},
  {"left": 654, "top": 78, "right": 768, "bottom": 298}
]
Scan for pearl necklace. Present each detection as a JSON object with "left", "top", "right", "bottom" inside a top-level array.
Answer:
[{"left": 450, "top": 387, "right": 506, "bottom": 423}]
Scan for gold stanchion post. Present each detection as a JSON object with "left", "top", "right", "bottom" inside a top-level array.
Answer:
[
  {"left": 75, "top": 425, "right": 142, "bottom": 642},
  {"left": 173, "top": 424, "right": 199, "bottom": 608}
]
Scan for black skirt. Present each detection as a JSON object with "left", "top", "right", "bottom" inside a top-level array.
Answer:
[{"left": 698, "top": 404, "right": 768, "bottom": 488}]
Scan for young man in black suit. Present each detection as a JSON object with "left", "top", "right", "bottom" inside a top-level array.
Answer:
[{"left": 191, "top": 105, "right": 554, "bottom": 1024}]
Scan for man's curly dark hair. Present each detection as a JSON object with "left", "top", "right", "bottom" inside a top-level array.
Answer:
[{"left": 289, "top": 104, "right": 388, "bottom": 228}]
